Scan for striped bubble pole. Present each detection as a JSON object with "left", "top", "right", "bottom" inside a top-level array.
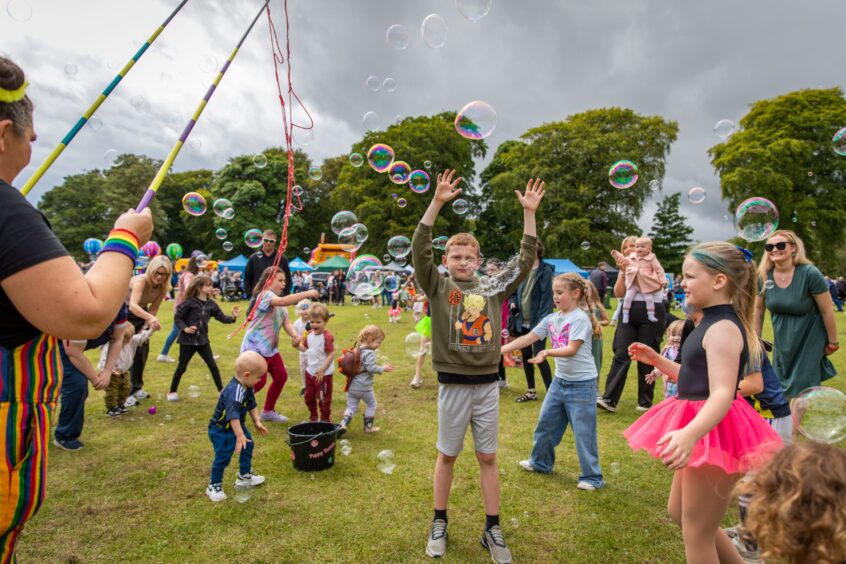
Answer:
[
  {"left": 20, "top": 0, "right": 191, "bottom": 196},
  {"left": 136, "top": 0, "right": 269, "bottom": 212}
]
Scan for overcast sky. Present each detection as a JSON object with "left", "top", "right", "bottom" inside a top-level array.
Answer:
[{"left": 5, "top": 0, "right": 844, "bottom": 243}]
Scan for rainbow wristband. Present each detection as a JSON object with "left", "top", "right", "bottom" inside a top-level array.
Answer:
[{"left": 101, "top": 229, "right": 140, "bottom": 262}]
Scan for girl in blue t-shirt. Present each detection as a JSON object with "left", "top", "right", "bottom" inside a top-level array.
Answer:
[{"left": 502, "top": 273, "right": 605, "bottom": 490}]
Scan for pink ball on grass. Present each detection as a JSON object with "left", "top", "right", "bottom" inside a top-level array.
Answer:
[{"left": 148, "top": 406, "right": 157, "bottom": 415}]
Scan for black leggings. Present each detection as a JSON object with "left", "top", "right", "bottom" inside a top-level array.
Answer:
[
  {"left": 128, "top": 311, "right": 149, "bottom": 393},
  {"left": 170, "top": 343, "right": 223, "bottom": 393},
  {"left": 517, "top": 328, "right": 552, "bottom": 391}
]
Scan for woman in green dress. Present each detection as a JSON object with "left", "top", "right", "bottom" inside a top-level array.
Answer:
[{"left": 754, "top": 230, "right": 838, "bottom": 398}]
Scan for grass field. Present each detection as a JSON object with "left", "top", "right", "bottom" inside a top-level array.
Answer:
[{"left": 20, "top": 299, "right": 846, "bottom": 563}]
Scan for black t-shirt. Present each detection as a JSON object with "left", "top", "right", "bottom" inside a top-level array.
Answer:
[{"left": 0, "top": 181, "right": 69, "bottom": 349}]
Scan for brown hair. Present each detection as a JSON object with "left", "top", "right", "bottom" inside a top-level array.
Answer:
[
  {"left": 252, "top": 266, "right": 284, "bottom": 297},
  {"left": 741, "top": 442, "right": 846, "bottom": 564},
  {"left": 185, "top": 256, "right": 200, "bottom": 275},
  {"left": 0, "top": 57, "right": 33, "bottom": 136},
  {"left": 184, "top": 274, "right": 212, "bottom": 300},
  {"left": 357, "top": 324, "right": 385, "bottom": 344},
  {"left": 308, "top": 302, "right": 330, "bottom": 322},
  {"left": 553, "top": 273, "right": 601, "bottom": 338},
  {"left": 756, "top": 229, "right": 814, "bottom": 283},
  {"left": 444, "top": 232, "right": 480, "bottom": 257}
]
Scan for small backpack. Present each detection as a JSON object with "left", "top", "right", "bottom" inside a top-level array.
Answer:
[{"left": 337, "top": 344, "right": 362, "bottom": 378}]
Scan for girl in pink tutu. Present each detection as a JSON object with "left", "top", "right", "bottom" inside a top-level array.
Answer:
[{"left": 624, "top": 242, "right": 782, "bottom": 563}]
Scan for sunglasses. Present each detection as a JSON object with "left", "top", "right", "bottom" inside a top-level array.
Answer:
[
  {"left": 152, "top": 270, "right": 169, "bottom": 277},
  {"left": 262, "top": 238, "right": 276, "bottom": 243},
  {"left": 764, "top": 242, "right": 788, "bottom": 252}
]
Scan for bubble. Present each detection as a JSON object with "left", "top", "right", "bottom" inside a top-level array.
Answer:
[
  {"left": 832, "top": 127, "right": 846, "bottom": 156},
  {"left": 165, "top": 243, "right": 183, "bottom": 260},
  {"left": 714, "top": 119, "right": 736, "bottom": 140},
  {"left": 456, "top": 0, "right": 492, "bottom": 22},
  {"left": 253, "top": 154, "right": 268, "bottom": 168},
  {"left": 807, "top": 171, "right": 814, "bottom": 177},
  {"left": 389, "top": 161, "right": 412, "bottom": 184},
  {"left": 397, "top": 198, "right": 408, "bottom": 208},
  {"left": 791, "top": 213, "right": 798, "bottom": 223},
  {"left": 215, "top": 228, "right": 227, "bottom": 240},
  {"left": 331, "top": 211, "right": 358, "bottom": 235},
  {"left": 341, "top": 445, "right": 352, "bottom": 456},
  {"left": 222, "top": 207, "right": 235, "bottom": 220},
  {"left": 472, "top": 255, "right": 524, "bottom": 297},
  {"left": 64, "top": 63, "right": 78, "bottom": 77},
  {"left": 340, "top": 439, "right": 350, "bottom": 447},
  {"left": 452, "top": 199, "right": 469, "bottom": 215},
  {"left": 387, "top": 235, "right": 412, "bottom": 259},
  {"left": 510, "top": 518, "right": 520, "bottom": 529},
  {"left": 648, "top": 179, "right": 660, "bottom": 192},
  {"left": 308, "top": 167, "right": 323, "bottom": 181},
  {"left": 386, "top": 24, "right": 410, "bottom": 50},
  {"left": 811, "top": 220, "right": 817, "bottom": 227},
  {"left": 404, "top": 332, "right": 430, "bottom": 358},
  {"left": 455, "top": 101, "right": 497, "bottom": 140},
  {"left": 391, "top": 193, "right": 398, "bottom": 199},
  {"left": 87, "top": 116, "right": 103, "bottom": 131},
  {"left": 610, "top": 462, "right": 621, "bottom": 475},
  {"left": 763, "top": 279, "right": 775, "bottom": 290},
  {"left": 338, "top": 227, "right": 364, "bottom": 251},
  {"left": 608, "top": 160, "right": 639, "bottom": 189},
  {"left": 687, "top": 186, "right": 706, "bottom": 205},
  {"left": 352, "top": 223, "right": 369, "bottom": 244},
  {"left": 182, "top": 192, "right": 207, "bottom": 216},
  {"left": 195, "top": 254, "right": 209, "bottom": 268},
  {"left": 234, "top": 484, "right": 251, "bottom": 503},
  {"left": 100, "top": 148, "right": 128, "bottom": 171},
  {"left": 734, "top": 197, "right": 779, "bottom": 242},
  {"left": 580, "top": 241, "right": 590, "bottom": 251},
  {"left": 222, "top": 241, "right": 234, "bottom": 252},
  {"left": 346, "top": 270, "right": 385, "bottom": 299},
  {"left": 187, "top": 384, "right": 201, "bottom": 399},
  {"left": 303, "top": 247, "right": 310, "bottom": 255},
  {"left": 367, "top": 144, "right": 395, "bottom": 173},
  {"left": 292, "top": 185, "right": 304, "bottom": 197},
  {"left": 366, "top": 75, "right": 381, "bottom": 92},
  {"left": 424, "top": 160, "right": 433, "bottom": 170},
  {"left": 188, "top": 138, "right": 202, "bottom": 151},
  {"left": 294, "top": 128, "right": 314, "bottom": 147},
  {"left": 362, "top": 111, "right": 381, "bottom": 131},
  {"left": 408, "top": 170, "right": 431, "bottom": 193},
  {"left": 395, "top": 256, "right": 407, "bottom": 266},
  {"left": 6, "top": 0, "right": 31, "bottom": 21},
  {"left": 382, "top": 253, "right": 392, "bottom": 262},
  {"left": 433, "top": 236, "right": 449, "bottom": 251},
  {"left": 382, "top": 77, "right": 397, "bottom": 92},
  {"left": 244, "top": 228, "right": 263, "bottom": 249},
  {"left": 349, "top": 153, "right": 364, "bottom": 167},
  {"left": 792, "top": 387, "right": 846, "bottom": 444},
  {"left": 421, "top": 14, "right": 449, "bottom": 48}
]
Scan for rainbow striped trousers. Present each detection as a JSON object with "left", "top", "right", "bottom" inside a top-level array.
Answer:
[{"left": 0, "top": 334, "right": 62, "bottom": 563}]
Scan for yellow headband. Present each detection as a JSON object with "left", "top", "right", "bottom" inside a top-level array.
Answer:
[{"left": 0, "top": 81, "right": 29, "bottom": 103}]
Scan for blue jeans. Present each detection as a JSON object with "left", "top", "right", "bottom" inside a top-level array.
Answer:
[
  {"left": 208, "top": 425, "right": 253, "bottom": 485},
  {"left": 160, "top": 321, "right": 179, "bottom": 356},
  {"left": 55, "top": 350, "right": 89, "bottom": 443},
  {"left": 529, "top": 377, "right": 604, "bottom": 488}
]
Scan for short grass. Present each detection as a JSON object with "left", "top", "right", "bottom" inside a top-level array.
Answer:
[{"left": 20, "top": 300, "right": 846, "bottom": 563}]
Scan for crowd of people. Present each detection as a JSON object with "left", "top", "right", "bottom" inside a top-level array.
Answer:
[{"left": 1, "top": 55, "right": 844, "bottom": 564}]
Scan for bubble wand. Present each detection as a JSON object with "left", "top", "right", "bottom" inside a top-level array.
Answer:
[
  {"left": 19, "top": 0, "right": 191, "bottom": 196},
  {"left": 136, "top": 0, "right": 270, "bottom": 212}
]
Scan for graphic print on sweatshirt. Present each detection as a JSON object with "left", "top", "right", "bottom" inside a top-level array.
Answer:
[{"left": 448, "top": 290, "right": 495, "bottom": 353}]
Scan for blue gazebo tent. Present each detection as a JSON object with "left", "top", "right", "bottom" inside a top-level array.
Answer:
[
  {"left": 217, "top": 254, "right": 248, "bottom": 275},
  {"left": 544, "top": 258, "right": 588, "bottom": 278},
  {"left": 289, "top": 257, "right": 314, "bottom": 272}
]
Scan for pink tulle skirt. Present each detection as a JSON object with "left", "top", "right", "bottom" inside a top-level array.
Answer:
[{"left": 623, "top": 394, "right": 783, "bottom": 474}]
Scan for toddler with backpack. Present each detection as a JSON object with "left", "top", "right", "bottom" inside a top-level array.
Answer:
[{"left": 338, "top": 325, "right": 395, "bottom": 434}]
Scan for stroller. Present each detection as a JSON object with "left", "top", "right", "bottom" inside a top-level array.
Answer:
[{"left": 221, "top": 276, "right": 242, "bottom": 302}]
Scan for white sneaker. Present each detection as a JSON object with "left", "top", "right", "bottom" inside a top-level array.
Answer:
[
  {"left": 259, "top": 410, "right": 288, "bottom": 423},
  {"left": 577, "top": 481, "right": 597, "bottom": 491},
  {"left": 156, "top": 354, "right": 176, "bottom": 363},
  {"left": 213, "top": 354, "right": 220, "bottom": 360},
  {"left": 636, "top": 405, "right": 650, "bottom": 412},
  {"left": 206, "top": 484, "right": 227, "bottom": 502},
  {"left": 410, "top": 375, "right": 422, "bottom": 388},
  {"left": 124, "top": 396, "right": 138, "bottom": 407},
  {"left": 235, "top": 473, "right": 266, "bottom": 487},
  {"left": 167, "top": 392, "right": 180, "bottom": 402},
  {"left": 133, "top": 389, "right": 149, "bottom": 399},
  {"left": 519, "top": 459, "right": 536, "bottom": 472}
]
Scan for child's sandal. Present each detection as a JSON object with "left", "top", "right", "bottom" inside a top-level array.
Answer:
[{"left": 515, "top": 391, "right": 537, "bottom": 403}]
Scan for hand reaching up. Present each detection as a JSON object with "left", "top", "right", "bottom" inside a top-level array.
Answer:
[
  {"left": 433, "top": 169, "right": 463, "bottom": 204},
  {"left": 515, "top": 178, "right": 545, "bottom": 212}
]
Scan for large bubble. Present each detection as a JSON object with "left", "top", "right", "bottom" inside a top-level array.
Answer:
[
  {"left": 734, "top": 197, "right": 779, "bottom": 242},
  {"left": 792, "top": 387, "right": 846, "bottom": 444},
  {"left": 688, "top": 187, "right": 706, "bottom": 204},
  {"left": 832, "top": 127, "right": 846, "bottom": 156},
  {"left": 182, "top": 192, "right": 207, "bottom": 216},
  {"left": 452, "top": 199, "right": 469, "bottom": 215},
  {"left": 421, "top": 14, "right": 448, "bottom": 48},
  {"left": 352, "top": 223, "right": 369, "bottom": 244},
  {"left": 409, "top": 170, "right": 431, "bottom": 193},
  {"left": 471, "top": 255, "right": 523, "bottom": 297},
  {"left": 456, "top": 0, "right": 492, "bottom": 22},
  {"left": 244, "top": 228, "right": 263, "bottom": 249},
  {"left": 104, "top": 149, "right": 123, "bottom": 167},
  {"left": 331, "top": 211, "right": 358, "bottom": 235},
  {"left": 349, "top": 153, "right": 364, "bottom": 167},
  {"left": 367, "top": 144, "right": 395, "bottom": 173},
  {"left": 386, "top": 24, "right": 410, "bottom": 50},
  {"left": 714, "top": 119, "right": 736, "bottom": 140},
  {"left": 363, "top": 111, "right": 381, "bottom": 131},
  {"left": 253, "top": 154, "right": 268, "bottom": 168},
  {"left": 212, "top": 198, "right": 234, "bottom": 218},
  {"left": 346, "top": 270, "right": 385, "bottom": 299},
  {"left": 387, "top": 235, "right": 412, "bottom": 259},
  {"left": 455, "top": 101, "right": 497, "bottom": 140},
  {"left": 433, "top": 235, "right": 449, "bottom": 251},
  {"left": 338, "top": 226, "right": 364, "bottom": 251},
  {"left": 404, "top": 332, "right": 431, "bottom": 358},
  {"left": 608, "top": 160, "right": 638, "bottom": 189},
  {"left": 389, "top": 161, "right": 412, "bottom": 184}
]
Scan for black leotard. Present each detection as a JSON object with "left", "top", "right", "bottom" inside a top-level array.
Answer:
[{"left": 677, "top": 304, "right": 748, "bottom": 400}]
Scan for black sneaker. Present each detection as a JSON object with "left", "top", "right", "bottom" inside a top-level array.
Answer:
[
  {"left": 107, "top": 407, "right": 121, "bottom": 417},
  {"left": 118, "top": 405, "right": 130, "bottom": 414},
  {"left": 299, "top": 387, "right": 306, "bottom": 397},
  {"left": 53, "top": 438, "right": 84, "bottom": 451}
]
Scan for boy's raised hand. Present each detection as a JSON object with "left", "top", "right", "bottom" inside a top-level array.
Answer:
[
  {"left": 515, "top": 178, "right": 546, "bottom": 211},
  {"left": 433, "top": 169, "right": 463, "bottom": 204}
]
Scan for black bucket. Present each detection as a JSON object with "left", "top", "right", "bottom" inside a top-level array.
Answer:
[{"left": 286, "top": 421, "right": 338, "bottom": 472}]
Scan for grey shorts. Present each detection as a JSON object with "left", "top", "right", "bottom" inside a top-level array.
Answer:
[{"left": 437, "top": 382, "right": 500, "bottom": 456}]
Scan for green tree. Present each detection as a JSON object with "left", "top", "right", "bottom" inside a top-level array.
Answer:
[
  {"left": 648, "top": 193, "right": 693, "bottom": 274},
  {"left": 331, "top": 113, "right": 486, "bottom": 256},
  {"left": 477, "top": 108, "right": 679, "bottom": 262},
  {"left": 288, "top": 154, "right": 345, "bottom": 256},
  {"left": 709, "top": 88, "right": 846, "bottom": 271}
]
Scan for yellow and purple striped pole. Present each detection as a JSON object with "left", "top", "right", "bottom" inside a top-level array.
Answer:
[
  {"left": 136, "top": 0, "right": 269, "bottom": 212},
  {"left": 20, "top": 0, "right": 191, "bottom": 196}
]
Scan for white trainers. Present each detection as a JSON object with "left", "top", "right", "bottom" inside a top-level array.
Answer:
[
  {"left": 133, "top": 389, "right": 149, "bottom": 399},
  {"left": 167, "top": 392, "right": 180, "bottom": 402},
  {"left": 234, "top": 473, "right": 266, "bottom": 487},
  {"left": 259, "top": 410, "right": 288, "bottom": 424},
  {"left": 518, "top": 459, "right": 536, "bottom": 472},
  {"left": 410, "top": 375, "right": 422, "bottom": 389},
  {"left": 124, "top": 396, "right": 138, "bottom": 407},
  {"left": 206, "top": 484, "right": 227, "bottom": 502},
  {"left": 577, "top": 481, "right": 597, "bottom": 491},
  {"left": 156, "top": 354, "right": 176, "bottom": 363}
]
